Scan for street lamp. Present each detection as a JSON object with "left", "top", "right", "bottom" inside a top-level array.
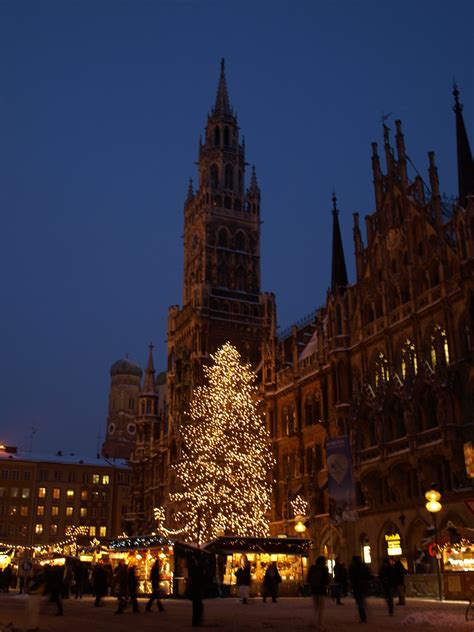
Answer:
[
  {"left": 294, "top": 515, "right": 307, "bottom": 535},
  {"left": 425, "top": 488, "right": 443, "bottom": 601}
]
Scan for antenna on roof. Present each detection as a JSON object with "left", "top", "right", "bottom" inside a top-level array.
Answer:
[
  {"left": 29, "top": 426, "right": 37, "bottom": 453},
  {"left": 96, "top": 429, "right": 102, "bottom": 458}
]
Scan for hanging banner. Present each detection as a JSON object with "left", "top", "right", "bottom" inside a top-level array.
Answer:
[{"left": 326, "top": 435, "right": 358, "bottom": 524}]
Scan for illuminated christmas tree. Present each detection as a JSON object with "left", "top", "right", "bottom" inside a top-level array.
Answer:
[{"left": 169, "top": 342, "right": 274, "bottom": 543}]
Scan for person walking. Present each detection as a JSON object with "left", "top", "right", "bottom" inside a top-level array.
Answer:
[
  {"left": 235, "top": 554, "right": 251, "bottom": 604},
  {"left": 262, "top": 562, "right": 282, "bottom": 603},
  {"left": 393, "top": 559, "right": 407, "bottom": 605},
  {"left": 114, "top": 559, "right": 129, "bottom": 614},
  {"left": 92, "top": 560, "right": 108, "bottom": 607},
  {"left": 2, "top": 564, "right": 12, "bottom": 593},
  {"left": 187, "top": 553, "right": 205, "bottom": 627},
  {"left": 333, "top": 558, "right": 348, "bottom": 605},
  {"left": 348, "top": 555, "right": 372, "bottom": 623},
  {"left": 379, "top": 557, "right": 396, "bottom": 616},
  {"left": 44, "top": 564, "right": 64, "bottom": 616},
  {"left": 73, "top": 562, "right": 86, "bottom": 599},
  {"left": 146, "top": 559, "right": 165, "bottom": 612},
  {"left": 307, "top": 555, "right": 330, "bottom": 631},
  {"left": 127, "top": 564, "right": 140, "bottom": 613}
]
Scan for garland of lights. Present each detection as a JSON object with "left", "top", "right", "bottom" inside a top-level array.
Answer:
[
  {"left": 155, "top": 343, "right": 275, "bottom": 544},
  {"left": 0, "top": 525, "right": 93, "bottom": 556}
]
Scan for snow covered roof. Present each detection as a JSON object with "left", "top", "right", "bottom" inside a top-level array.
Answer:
[
  {"left": 0, "top": 448, "right": 129, "bottom": 469},
  {"left": 299, "top": 329, "right": 318, "bottom": 361}
]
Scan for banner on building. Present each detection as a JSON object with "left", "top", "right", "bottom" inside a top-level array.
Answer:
[
  {"left": 464, "top": 442, "right": 474, "bottom": 479},
  {"left": 326, "top": 435, "right": 358, "bottom": 524}
]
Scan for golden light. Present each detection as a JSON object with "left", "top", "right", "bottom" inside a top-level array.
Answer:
[
  {"left": 425, "top": 489, "right": 441, "bottom": 503},
  {"left": 294, "top": 521, "right": 307, "bottom": 534},
  {"left": 425, "top": 500, "right": 442, "bottom": 513}
]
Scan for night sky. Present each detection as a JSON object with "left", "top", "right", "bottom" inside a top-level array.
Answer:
[{"left": 1, "top": 1, "right": 472, "bottom": 456}]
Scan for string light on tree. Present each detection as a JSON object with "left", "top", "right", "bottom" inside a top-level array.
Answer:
[{"left": 156, "top": 342, "right": 275, "bottom": 544}]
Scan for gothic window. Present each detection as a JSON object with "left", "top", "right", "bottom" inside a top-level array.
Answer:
[
  {"left": 374, "top": 352, "right": 389, "bottom": 387},
  {"left": 146, "top": 400, "right": 151, "bottom": 414},
  {"left": 282, "top": 407, "right": 290, "bottom": 436},
  {"left": 141, "top": 401, "right": 145, "bottom": 415},
  {"left": 401, "top": 339, "right": 418, "bottom": 380},
  {"left": 217, "top": 228, "right": 229, "bottom": 248},
  {"left": 304, "top": 395, "right": 313, "bottom": 426},
  {"left": 210, "top": 164, "right": 219, "bottom": 189},
  {"left": 429, "top": 261, "right": 440, "bottom": 287},
  {"left": 234, "top": 199, "right": 241, "bottom": 211},
  {"left": 430, "top": 325, "right": 450, "bottom": 368},
  {"left": 218, "top": 262, "right": 227, "bottom": 287},
  {"left": 336, "top": 304, "right": 342, "bottom": 335},
  {"left": 289, "top": 405, "right": 296, "bottom": 433},
  {"left": 235, "top": 231, "right": 246, "bottom": 251},
  {"left": 224, "top": 126, "right": 230, "bottom": 146},
  {"left": 214, "top": 126, "right": 220, "bottom": 146},
  {"left": 128, "top": 398, "right": 134, "bottom": 409},
  {"left": 224, "top": 196, "right": 232, "bottom": 209},
  {"left": 235, "top": 266, "right": 246, "bottom": 290},
  {"left": 224, "top": 163, "right": 233, "bottom": 190},
  {"left": 400, "top": 278, "right": 410, "bottom": 304},
  {"left": 313, "top": 393, "right": 321, "bottom": 423}
]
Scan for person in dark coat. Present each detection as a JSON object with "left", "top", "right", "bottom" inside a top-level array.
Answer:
[
  {"left": 348, "top": 555, "right": 372, "bottom": 623},
  {"left": 146, "top": 558, "right": 165, "bottom": 612},
  {"left": 114, "top": 560, "right": 129, "bottom": 614},
  {"left": 393, "top": 559, "right": 407, "bottom": 605},
  {"left": 262, "top": 562, "right": 282, "bottom": 603},
  {"left": 92, "top": 560, "right": 108, "bottom": 607},
  {"left": 379, "top": 557, "right": 397, "bottom": 616},
  {"left": 235, "top": 554, "right": 251, "bottom": 604},
  {"left": 44, "top": 564, "right": 64, "bottom": 616},
  {"left": 333, "top": 558, "right": 348, "bottom": 605},
  {"left": 187, "top": 553, "right": 205, "bottom": 627},
  {"left": 74, "top": 562, "right": 86, "bottom": 599},
  {"left": 307, "top": 556, "right": 330, "bottom": 631},
  {"left": 2, "top": 565, "right": 12, "bottom": 593},
  {"left": 127, "top": 564, "right": 140, "bottom": 613}
]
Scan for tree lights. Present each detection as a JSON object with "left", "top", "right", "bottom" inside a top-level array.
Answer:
[{"left": 157, "top": 343, "right": 274, "bottom": 544}]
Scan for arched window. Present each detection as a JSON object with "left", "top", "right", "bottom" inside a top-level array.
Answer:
[
  {"left": 210, "top": 164, "right": 219, "bottom": 189},
  {"left": 146, "top": 400, "right": 151, "bottom": 414},
  {"left": 401, "top": 339, "right": 417, "bottom": 379},
  {"left": 282, "top": 407, "right": 289, "bottom": 436},
  {"left": 375, "top": 352, "right": 389, "bottom": 387},
  {"left": 235, "top": 266, "right": 246, "bottom": 290},
  {"left": 304, "top": 395, "right": 313, "bottom": 426},
  {"left": 128, "top": 398, "right": 135, "bottom": 410},
  {"left": 218, "top": 262, "right": 228, "bottom": 287},
  {"left": 224, "top": 126, "right": 230, "bottom": 146},
  {"left": 214, "top": 126, "right": 220, "bottom": 146},
  {"left": 313, "top": 393, "right": 321, "bottom": 424},
  {"left": 336, "top": 304, "right": 342, "bottom": 335},
  {"left": 217, "top": 228, "right": 228, "bottom": 248},
  {"left": 430, "top": 325, "right": 450, "bottom": 368},
  {"left": 224, "top": 163, "right": 233, "bottom": 190},
  {"left": 235, "top": 231, "right": 246, "bottom": 251}
]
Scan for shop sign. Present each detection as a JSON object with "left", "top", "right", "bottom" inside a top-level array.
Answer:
[
  {"left": 385, "top": 533, "right": 402, "bottom": 556},
  {"left": 326, "top": 436, "right": 358, "bottom": 524}
]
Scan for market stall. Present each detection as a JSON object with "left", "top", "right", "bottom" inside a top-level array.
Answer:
[
  {"left": 436, "top": 525, "right": 474, "bottom": 600},
  {"left": 204, "top": 536, "right": 312, "bottom": 597}
]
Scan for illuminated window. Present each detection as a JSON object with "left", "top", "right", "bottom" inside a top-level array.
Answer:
[
  {"left": 102, "top": 475, "right": 110, "bottom": 485},
  {"left": 50, "top": 524, "right": 58, "bottom": 535},
  {"left": 80, "top": 507, "right": 87, "bottom": 517},
  {"left": 66, "top": 506, "right": 73, "bottom": 516},
  {"left": 80, "top": 489, "right": 88, "bottom": 501},
  {"left": 35, "top": 524, "right": 43, "bottom": 534},
  {"left": 51, "top": 506, "right": 59, "bottom": 516},
  {"left": 20, "top": 506, "right": 28, "bottom": 517},
  {"left": 401, "top": 339, "right": 418, "bottom": 379},
  {"left": 375, "top": 352, "right": 390, "bottom": 387},
  {"left": 9, "top": 506, "right": 17, "bottom": 516},
  {"left": 52, "top": 488, "right": 60, "bottom": 500},
  {"left": 99, "top": 526, "right": 107, "bottom": 537},
  {"left": 89, "top": 526, "right": 96, "bottom": 536},
  {"left": 92, "top": 474, "right": 100, "bottom": 485},
  {"left": 21, "top": 488, "right": 30, "bottom": 499},
  {"left": 66, "top": 489, "right": 74, "bottom": 498},
  {"left": 431, "top": 325, "right": 450, "bottom": 369},
  {"left": 11, "top": 487, "right": 19, "bottom": 498},
  {"left": 37, "top": 505, "right": 44, "bottom": 516}
]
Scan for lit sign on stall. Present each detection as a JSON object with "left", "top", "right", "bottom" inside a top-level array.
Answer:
[{"left": 385, "top": 533, "right": 402, "bottom": 556}]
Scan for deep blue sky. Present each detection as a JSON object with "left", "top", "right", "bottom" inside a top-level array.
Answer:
[{"left": 0, "top": 0, "right": 472, "bottom": 456}]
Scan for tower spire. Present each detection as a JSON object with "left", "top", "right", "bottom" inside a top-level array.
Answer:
[
  {"left": 331, "top": 192, "right": 348, "bottom": 293},
  {"left": 143, "top": 342, "right": 156, "bottom": 393},
  {"left": 213, "top": 57, "right": 232, "bottom": 116},
  {"left": 453, "top": 83, "right": 474, "bottom": 206}
]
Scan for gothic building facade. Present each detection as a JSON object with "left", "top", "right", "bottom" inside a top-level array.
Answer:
[{"left": 261, "top": 86, "right": 474, "bottom": 571}]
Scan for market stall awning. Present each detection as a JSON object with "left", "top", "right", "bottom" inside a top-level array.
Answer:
[{"left": 204, "top": 536, "right": 312, "bottom": 556}]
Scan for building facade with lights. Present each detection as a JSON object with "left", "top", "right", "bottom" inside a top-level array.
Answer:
[
  {"left": 261, "top": 87, "right": 474, "bottom": 573},
  {"left": 0, "top": 446, "right": 131, "bottom": 548}
]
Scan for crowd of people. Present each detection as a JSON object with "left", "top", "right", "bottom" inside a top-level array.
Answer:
[{"left": 2, "top": 552, "right": 410, "bottom": 629}]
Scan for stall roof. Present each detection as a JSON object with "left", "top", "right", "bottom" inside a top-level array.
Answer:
[
  {"left": 108, "top": 534, "right": 174, "bottom": 550},
  {"left": 204, "top": 536, "right": 312, "bottom": 555}
]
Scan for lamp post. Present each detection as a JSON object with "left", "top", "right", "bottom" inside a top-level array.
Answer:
[{"left": 425, "top": 488, "right": 443, "bottom": 601}]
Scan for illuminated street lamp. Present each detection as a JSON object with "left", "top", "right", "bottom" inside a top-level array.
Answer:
[
  {"left": 425, "top": 488, "right": 443, "bottom": 601},
  {"left": 294, "top": 515, "right": 307, "bottom": 535}
]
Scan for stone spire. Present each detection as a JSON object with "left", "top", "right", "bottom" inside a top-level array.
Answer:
[
  {"left": 453, "top": 83, "right": 474, "bottom": 206},
  {"left": 143, "top": 342, "right": 156, "bottom": 394},
  {"left": 213, "top": 58, "right": 232, "bottom": 117},
  {"left": 331, "top": 192, "right": 348, "bottom": 293}
]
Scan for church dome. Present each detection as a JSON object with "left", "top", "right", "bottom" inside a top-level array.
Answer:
[{"left": 110, "top": 357, "right": 143, "bottom": 378}]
